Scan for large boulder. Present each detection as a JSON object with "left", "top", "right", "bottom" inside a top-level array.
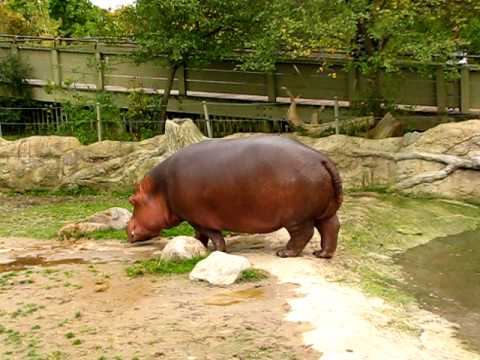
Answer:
[
  {"left": 297, "top": 119, "right": 480, "bottom": 200},
  {"left": 189, "top": 251, "right": 251, "bottom": 286},
  {"left": 160, "top": 236, "right": 207, "bottom": 261},
  {"left": 0, "top": 119, "right": 205, "bottom": 192}
]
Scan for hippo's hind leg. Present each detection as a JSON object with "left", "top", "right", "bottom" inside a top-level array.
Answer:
[
  {"left": 194, "top": 227, "right": 227, "bottom": 252},
  {"left": 313, "top": 214, "right": 340, "bottom": 259},
  {"left": 276, "top": 221, "right": 314, "bottom": 258}
]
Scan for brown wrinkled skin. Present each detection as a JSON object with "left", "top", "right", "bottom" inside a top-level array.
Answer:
[{"left": 127, "top": 136, "right": 343, "bottom": 258}]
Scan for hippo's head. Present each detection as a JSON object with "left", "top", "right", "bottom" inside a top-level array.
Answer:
[{"left": 127, "top": 176, "right": 177, "bottom": 243}]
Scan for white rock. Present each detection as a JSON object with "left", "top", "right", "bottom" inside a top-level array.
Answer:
[
  {"left": 160, "top": 236, "right": 207, "bottom": 261},
  {"left": 189, "top": 251, "right": 251, "bottom": 286},
  {"left": 58, "top": 207, "right": 132, "bottom": 239},
  {"left": 85, "top": 207, "right": 132, "bottom": 230}
]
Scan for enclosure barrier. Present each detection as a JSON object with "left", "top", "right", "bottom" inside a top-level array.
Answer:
[{"left": 1, "top": 34, "right": 480, "bottom": 122}]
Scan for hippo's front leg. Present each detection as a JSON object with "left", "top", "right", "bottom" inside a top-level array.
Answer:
[
  {"left": 195, "top": 229, "right": 210, "bottom": 248},
  {"left": 276, "top": 222, "right": 315, "bottom": 258}
]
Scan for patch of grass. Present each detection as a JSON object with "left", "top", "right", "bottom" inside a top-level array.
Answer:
[
  {"left": 72, "top": 339, "right": 82, "bottom": 346},
  {"left": 4, "top": 328, "right": 22, "bottom": 345},
  {"left": 64, "top": 332, "right": 75, "bottom": 339},
  {"left": 11, "top": 304, "right": 44, "bottom": 319},
  {"left": 160, "top": 222, "right": 195, "bottom": 237},
  {"left": 30, "top": 325, "right": 41, "bottom": 331},
  {"left": 238, "top": 268, "right": 269, "bottom": 283},
  {"left": 358, "top": 266, "right": 415, "bottom": 306},
  {"left": 346, "top": 185, "right": 391, "bottom": 194},
  {"left": 0, "top": 192, "right": 130, "bottom": 239},
  {"left": 44, "top": 352, "right": 68, "bottom": 360},
  {"left": 126, "top": 256, "right": 206, "bottom": 278},
  {"left": 74, "top": 311, "right": 82, "bottom": 319}
]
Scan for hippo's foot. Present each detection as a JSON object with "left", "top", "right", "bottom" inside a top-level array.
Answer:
[
  {"left": 276, "top": 249, "right": 300, "bottom": 258},
  {"left": 313, "top": 250, "right": 334, "bottom": 259}
]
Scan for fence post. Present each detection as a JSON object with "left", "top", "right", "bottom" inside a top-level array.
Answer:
[
  {"left": 10, "top": 36, "right": 18, "bottom": 56},
  {"left": 347, "top": 68, "right": 358, "bottom": 105},
  {"left": 334, "top": 97, "right": 340, "bottom": 135},
  {"left": 177, "top": 65, "right": 187, "bottom": 96},
  {"left": 0, "top": 123, "right": 2, "bottom": 138},
  {"left": 96, "top": 102, "right": 103, "bottom": 142},
  {"left": 51, "top": 39, "right": 62, "bottom": 86},
  {"left": 202, "top": 101, "right": 213, "bottom": 138},
  {"left": 95, "top": 46, "right": 104, "bottom": 91},
  {"left": 460, "top": 65, "right": 470, "bottom": 114},
  {"left": 266, "top": 69, "right": 277, "bottom": 102},
  {"left": 436, "top": 67, "right": 447, "bottom": 114}
]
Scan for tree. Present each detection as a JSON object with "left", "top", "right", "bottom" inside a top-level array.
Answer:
[
  {"left": 0, "top": 4, "right": 30, "bottom": 34},
  {"left": 133, "top": 0, "right": 274, "bottom": 122},
  {"left": 48, "top": 0, "right": 105, "bottom": 37},
  {"left": 251, "top": 0, "right": 479, "bottom": 115},
  {"left": 1, "top": 0, "right": 59, "bottom": 35}
]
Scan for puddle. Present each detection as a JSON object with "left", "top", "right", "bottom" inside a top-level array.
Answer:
[
  {"left": 396, "top": 230, "right": 480, "bottom": 350},
  {"left": 205, "top": 287, "right": 265, "bottom": 306},
  {"left": 0, "top": 256, "right": 87, "bottom": 272}
]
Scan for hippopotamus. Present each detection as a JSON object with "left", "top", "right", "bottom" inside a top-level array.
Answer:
[{"left": 127, "top": 136, "right": 343, "bottom": 258}]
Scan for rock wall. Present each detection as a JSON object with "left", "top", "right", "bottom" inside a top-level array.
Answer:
[{"left": 1, "top": 119, "right": 479, "bottom": 201}]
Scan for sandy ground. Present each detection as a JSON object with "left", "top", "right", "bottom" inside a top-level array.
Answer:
[{"left": 0, "top": 234, "right": 479, "bottom": 360}]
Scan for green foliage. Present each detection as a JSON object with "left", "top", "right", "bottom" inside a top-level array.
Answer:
[
  {"left": 133, "top": 0, "right": 276, "bottom": 120},
  {"left": 0, "top": 54, "right": 31, "bottom": 98},
  {"left": 125, "top": 256, "right": 206, "bottom": 278},
  {"left": 56, "top": 91, "right": 124, "bottom": 144},
  {"left": 2, "top": 0, "right": 59, "bottom": 35},
  {"left": 124, "top": 90, "right": 162, "bottom": 141},
  {"left": 238, "top": 268, "right": 269, "bottom": 282},
  {"left": 48, "top": 0, "right": 102, "bottom": 37}
]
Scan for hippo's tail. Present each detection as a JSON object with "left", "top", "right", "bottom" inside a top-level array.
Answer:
[{"left": 322, "top": 159, "right": 343, "bottom": 207}]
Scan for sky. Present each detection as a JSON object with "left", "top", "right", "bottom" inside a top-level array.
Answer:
[{"left": 90, "top": 0, "right": 135, "bottom": 10}]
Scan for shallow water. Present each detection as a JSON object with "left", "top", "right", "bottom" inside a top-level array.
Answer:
[
  {"left": 0, "top": 256, "right": 87, "bottom": 272},
  {"left": 204, "top": 287, "right": 266, "bottom": 306},
  {"left": 397, "top": 230, "right": 480, "bottom": 350}
]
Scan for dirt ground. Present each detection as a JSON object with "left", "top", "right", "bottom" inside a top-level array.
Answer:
[{"left": 0, "top": 237, "right": 318, "bottom": 360}]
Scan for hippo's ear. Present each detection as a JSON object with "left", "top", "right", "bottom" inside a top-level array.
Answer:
[{"left": 139, "top": 176, "right": 155, "bottom": 194}]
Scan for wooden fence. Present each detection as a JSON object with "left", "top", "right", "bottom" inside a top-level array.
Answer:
[{"left": 1, "top": 35, "right": 480, "bottom": 122}]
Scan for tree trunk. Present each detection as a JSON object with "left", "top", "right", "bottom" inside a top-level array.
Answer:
[
  {"left": 159, "top": 63, "right": 179, "bottom": 123},
  {"left": 164, "top": 118, "right": 207, "bottom": 153}
]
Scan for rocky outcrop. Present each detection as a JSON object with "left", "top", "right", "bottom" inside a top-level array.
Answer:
[
  {"left": 1, "top": 118, "right": 479, "bottom": 201},
  {"left": 0, "top": 119, "right": 200, "bottom": 191},
  {"left": 294, "top": 120, "right": 480, "bottom": 200},
  {"left": 160, "top": 236, "right": 208, "bottom": 261},
  {"left": 189, "top": 251, "right": 251, "bottom": 286}
]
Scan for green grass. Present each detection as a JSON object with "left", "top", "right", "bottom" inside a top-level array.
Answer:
[
  {"left": 125, "top": 256, "right": 206, "bottom": 278},
  {"left": 357, "top": 266, "right": 415, "bottom": 306},
  {"left": 238, "top": 268, "right": 269, "bottom": 282},
  {"left": 0, "top": 192, "right": 130, "bottom": 239},
  {"left": 160, "top": 222, "right": 196, "bottom": 237}
]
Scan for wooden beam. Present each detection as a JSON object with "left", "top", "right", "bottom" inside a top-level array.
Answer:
[
  {"left": 435, "top": 67, "right": 447, "bottom": 114},
  {"left": 461, "top": 66, "right": 470, "bottom": 113}
]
